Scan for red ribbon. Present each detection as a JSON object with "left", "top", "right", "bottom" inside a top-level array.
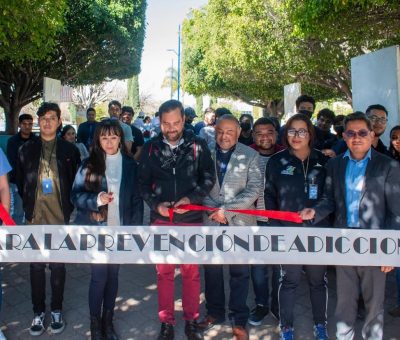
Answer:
[
  {"left": 0, "top": 204, "right": 16, "bottom": 226},
  {"left": 168, "top": 204, "right": 302, "bottom": 224}
]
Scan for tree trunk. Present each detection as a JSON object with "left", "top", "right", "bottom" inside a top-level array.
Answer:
[{"left": 4, "top": 105, "right": 22, "bottom": 135}]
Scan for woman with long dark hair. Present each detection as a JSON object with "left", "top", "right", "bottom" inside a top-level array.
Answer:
[
  {"left": 264, "top": 114, "right": 329, "bottom": 340},
  {"left": 71, "top": 119, "right": 142, "bottom": 339}
]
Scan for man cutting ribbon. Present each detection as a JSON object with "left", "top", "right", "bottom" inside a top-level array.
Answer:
[{"left": 198, "top": 114, "right": 262, "bottom": 340}]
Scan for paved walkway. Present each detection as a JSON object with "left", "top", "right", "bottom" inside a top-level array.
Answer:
[{"left": 1, "top": 263, "right": 400, "bottom": 339}]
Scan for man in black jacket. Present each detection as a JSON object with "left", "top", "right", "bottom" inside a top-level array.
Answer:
[
  {"left": 76, "top": 107, "right": 98, "bottom": 150},
  {"left": 16, "top": 102, "right": 80, "bottom": 337},
  {"left": 139, "top": 99, "right": 215, "bottom": 340},
  {"left": 300, "top": 112, "right": 400, "bottom": 340},
  {"left": 6, "top": 113, "right": 37, "bottom": 224}
]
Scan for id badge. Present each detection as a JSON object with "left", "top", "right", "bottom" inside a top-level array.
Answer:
[
  {"left": 42, "top": 178, "right": 53, "bottom": 194},
  {"left": 308, "top": 184, "right": 318, "bottom": 200}
]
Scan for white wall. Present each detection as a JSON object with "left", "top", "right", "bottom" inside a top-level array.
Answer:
[{"left": 351, "top": 45, "right": 400, "bottom": 145}]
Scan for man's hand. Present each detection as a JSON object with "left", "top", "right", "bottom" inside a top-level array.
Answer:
[
  {"left": 157, "top": 202, "right": 171, "bottom": 217},
  {"left": 174, "top": 197, "right": 191, "bottom": 214},
  {"left": 209, "top": 209, "right": 227, "bottom": 224},
  {"left": 299, "top": 208, "right": 316, "bottom": 220},
  {"left": 381, "top": 266, "right": 394, "bottom": 273}
]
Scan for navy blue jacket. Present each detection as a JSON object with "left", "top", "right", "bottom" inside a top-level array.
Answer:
[{"left": 71, "top": 154, "right": 143, "bottom": 226}]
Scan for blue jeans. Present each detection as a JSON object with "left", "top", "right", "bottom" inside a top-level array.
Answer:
[
  {"left": 251, "top": 265, "right": 280, "bottom": 310},
  {"left": 89, "top": 264, "right": 120, "bottom": 317}
]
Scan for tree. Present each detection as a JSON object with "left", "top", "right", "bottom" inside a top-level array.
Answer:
[
  {"left": 71, "top": 82, "right": 116, "bottom": 110},
  {"left": 0, "top": 0, "right": 67, "bottom": 63},
  {"left": 127, "top": 75, "right": 140, "bottom": 111},
  {"left": 182, "top": 0, "right": 400, "bottom": 117},
  {"left": 161, "top": 66, "right": 179, "bottom": 99},
  {"left": 0, "top": 0, "right": 146, "bottom": 133}
]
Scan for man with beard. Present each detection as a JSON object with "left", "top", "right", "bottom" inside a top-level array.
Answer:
[
  {"left": 248, "top": 118, "right": 284, "bottom": 325},
  {"left": 139, "top": 99, "right": 215, "bottom": 340}
]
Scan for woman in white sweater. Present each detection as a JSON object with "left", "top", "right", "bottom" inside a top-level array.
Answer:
[{"left": 71, "top": 119, "right": 142, "bottom": 340}]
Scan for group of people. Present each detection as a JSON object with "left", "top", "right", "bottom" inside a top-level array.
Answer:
[{"left": 0, "top": 94, "right": 399, "bottom": 340}]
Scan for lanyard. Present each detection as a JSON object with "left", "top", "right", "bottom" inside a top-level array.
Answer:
[
  {"left": 301, "top": 156, "right": 310, "bottom": 193},
  {"left": 41, "top": 141, "right": 56, "bottom": 178}
]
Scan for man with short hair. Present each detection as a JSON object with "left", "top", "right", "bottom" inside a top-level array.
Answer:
[
  {"left": 108, "top": 100, "right": 134, "bottom": 152},
  {"left": 199, "top": 107, "right": 232, "bottom": 151},
  {"left": 248, "top": 117, "right": 284, "bottom": 325},
  {"left": 16, "top": 102, "right": 81, "bottom": 336},
  {"left": 279, "top": 94, "right": 316, "bottom": 143},
  {"left": 300, "top": 111, "right": 400, "bottom": 340},
  {"left": 77, "top": 107, "right": 98, "bottom": 150},
  {"left": 184, "top": 107, "right": 197, "bottom": 132},
  {"left": 120, "top": 106, "right": 145, "bottom": 160},
  {"left": 314, "top": 108, "right": 338, "bottom": 156},
  {"left": 6, "top": 114, "right": 38, "bottom": 224},
  {"left": 238, "top": 114, "right": 254, "bottom": 146},
  {"left": 199, "top": 115, "right": 262, "bottom": 340},
  {"left": 194, "top": 107, "right": 215, "bottom": 135},
  {"left": 332, "top": 104, "right": 391, "bottom": 157},
  {"left": 139, "top": 99, "right": 215, "bottom": 340}
]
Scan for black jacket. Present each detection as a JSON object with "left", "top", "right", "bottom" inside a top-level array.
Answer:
[
  {"left": 264, "top": 148, "right": 329, "bottom": 226},
  {"left": 16, "top": 138, "right": 81, "bottom": 223},
  {"left": 138, "top": 130, "right": 215, "bottom": 223},
  {"left": 314, "top": 148, "right": 400, "bottom": 230},
  {"left": 71, "top": 154, "right": 143, "bottom": 226},
  {"left": 6, "top": 132, "right": 38, "bottom": 184}
]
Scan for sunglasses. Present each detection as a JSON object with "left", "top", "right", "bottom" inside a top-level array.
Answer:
[
  {"left": 287, "top": 128, "right": 309, "bottom": 138},
  {"left": 344, "top": 129, "right": 370, "bottom": 138}
]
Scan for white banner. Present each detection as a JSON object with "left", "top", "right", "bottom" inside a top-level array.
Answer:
[{"left": 0, "top": 225, "right": 399, "bottom": 266}]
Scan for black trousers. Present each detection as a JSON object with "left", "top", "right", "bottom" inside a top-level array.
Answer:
[
  {"left": 204, "top": 264, "right": 249, "bottom": 327},
  {"left": 30, "top": 263, "right": 66, "bottom": 314},
  {"left": 278, "top": 264, "right": 327, "bottom": 328}
]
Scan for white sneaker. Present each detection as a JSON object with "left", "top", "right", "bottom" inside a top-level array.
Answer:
[
  {"left": 29, "top": 312, "right": 45, "bottom": 336},
  {"left": 0, "top": 329, "right": 6, "bottom": 340}
]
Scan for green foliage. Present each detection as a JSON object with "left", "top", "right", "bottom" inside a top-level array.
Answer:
[
  {"left": 0, "top": 0, "right": 146, "bottom": 133},
  {"left": 0, "top": 0, "right": 67, "bottom": 63},
  {"left": 127, "top": 75, "right": 140, "bottom": 111},
  {"left": 182, "top": 0, "right": 400, "bottom": 114}
]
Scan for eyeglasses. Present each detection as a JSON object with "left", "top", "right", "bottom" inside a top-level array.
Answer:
[
  {"left": 344, "top": 129, "right": 370, "bottom": 138},
  {"left": 287, "top": 128, "right": 309, "bottom": 138},
  {"left": 367, "top": 115, "right": 387, "bottom": 124}
]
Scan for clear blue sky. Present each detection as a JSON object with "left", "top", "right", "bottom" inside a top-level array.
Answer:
[{"left": 139, "top": 0, "right": 207, "bottom": 103}]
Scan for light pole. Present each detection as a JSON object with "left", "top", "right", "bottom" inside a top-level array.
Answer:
[{"left": 167, "top": 25, "right": 181, "bottom": 101}]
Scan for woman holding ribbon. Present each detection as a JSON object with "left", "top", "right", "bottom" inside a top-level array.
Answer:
[
  {"left": 264, "top": 113, "right": 329, "bottom": 340},
  {"left": 71, "top": 119, "right": 142, "bottom": 339}
]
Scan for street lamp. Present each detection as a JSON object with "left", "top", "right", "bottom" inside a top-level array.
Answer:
[{"left": 167, "top": 25, "right": 181, "bottom": 101}]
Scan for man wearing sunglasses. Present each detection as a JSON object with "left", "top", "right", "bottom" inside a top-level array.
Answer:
[{"left": 300, "top": 112, "right": 400, "bottom": 340}]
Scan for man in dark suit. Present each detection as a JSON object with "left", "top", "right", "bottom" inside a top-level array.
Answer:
[{"left": 300, "top": 112, "right": 400, "bottom": 340}]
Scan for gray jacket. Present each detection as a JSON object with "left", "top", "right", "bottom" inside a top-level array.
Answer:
[{"left": 203, "top": 143, "right": 262, "bottom": 226}]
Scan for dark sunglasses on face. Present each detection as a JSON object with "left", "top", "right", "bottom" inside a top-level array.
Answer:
[
  {"left": 287, "top": 128, "right": 309, "bottom": 138},
  {"left": 344, "top": 129, "right": 370, "bottom": 138}
]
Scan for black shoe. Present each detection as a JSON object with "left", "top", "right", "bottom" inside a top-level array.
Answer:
[
  {"left": 185, "top": 321, "right": 203, "bottom": 340},
  {"left": 158, "top": 323, "right": 174, "bottom": 340},
  {"left": 49, "top": 310, "right": 65, "bottom": 334},
  {"left": 29, "top": 312, "right": 45, "bottom": 337},
  {"left": 90, "top": 316, "right": 103, "bottom": 340},
  {"left": 248, "top": 305, "right": 269, "bottom": 326},
  {"left": 102, "top": 309, "right": 118, "bottom": 340}
]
